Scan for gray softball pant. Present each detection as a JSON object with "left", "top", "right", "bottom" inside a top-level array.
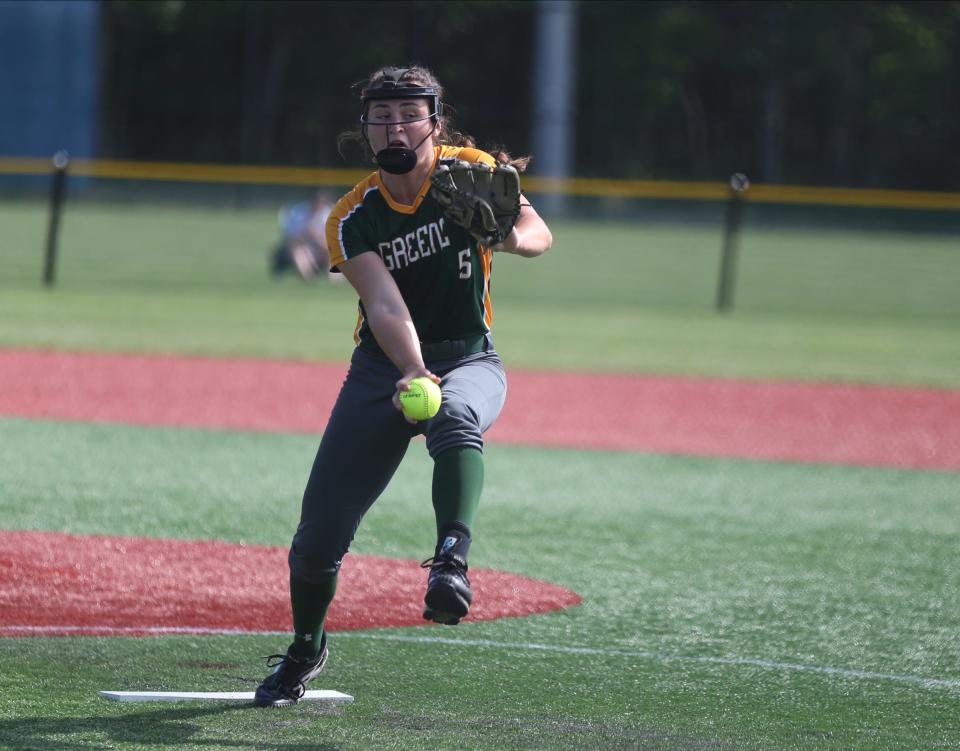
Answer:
[{"left": 288, "top": 338, "right": 507, "bottom": 583}]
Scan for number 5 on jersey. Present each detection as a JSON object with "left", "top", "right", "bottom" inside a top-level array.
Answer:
[{"left": 458, "top": 248, "right": 472, "bottom": 279}]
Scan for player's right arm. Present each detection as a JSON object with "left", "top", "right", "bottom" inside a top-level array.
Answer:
[
  {"left": 337, "top": 253, "right": 441, "bottom": 411},
  {"left": 326, "top": 180, "right": 440, "bottom": 413},
  {"left": 338, "top": 253, "right": 421, "bottom": 373}
]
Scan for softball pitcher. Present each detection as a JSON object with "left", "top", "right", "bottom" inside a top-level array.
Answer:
[{"left": 255, "top": 65, "right": 553, "bottom": 707}]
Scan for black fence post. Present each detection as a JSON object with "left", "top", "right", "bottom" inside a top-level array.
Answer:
[
  {"left": 43, "top": 150, "right": 70, "bottom": 287},
  {"left": 716, "top": 173, "right": 750, "bottom": 312}
]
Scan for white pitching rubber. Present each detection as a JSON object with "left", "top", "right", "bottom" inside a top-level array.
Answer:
[{"left": 99, "top": 690, "right": 353, "bottom": 703}]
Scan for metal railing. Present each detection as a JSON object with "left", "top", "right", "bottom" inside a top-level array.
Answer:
[{"left": 3, "top": 156, "right": 960, "bottom": 210}]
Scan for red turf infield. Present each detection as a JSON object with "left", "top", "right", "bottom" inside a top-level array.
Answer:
[
  {"left": 2, "top": 348, "right": 957, "bottom": 638},
  {"left": 1, "top": 348, "right": 959, "bottom": 470},
  {"left": 0, "top": 530, "right": 581, "bottom": 637}
]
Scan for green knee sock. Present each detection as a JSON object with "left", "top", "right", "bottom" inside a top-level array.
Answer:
[
  {"left": 432, "top": 446, "right": 484, "bottom": 535},
  {"left": 289, "top": 572, "right": 337, "bottom": 658}
]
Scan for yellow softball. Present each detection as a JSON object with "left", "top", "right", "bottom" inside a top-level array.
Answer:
[{"left": 399, "top": 377, "right": 442, "bottom": 421}]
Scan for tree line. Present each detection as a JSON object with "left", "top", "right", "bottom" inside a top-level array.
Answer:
[{"left": 97, "top": 0, "right": 960, "bottom": 190}]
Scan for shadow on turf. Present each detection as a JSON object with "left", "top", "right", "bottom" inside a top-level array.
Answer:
[{"left": 0, "top": 704, "right": 344, "bottom": 751}]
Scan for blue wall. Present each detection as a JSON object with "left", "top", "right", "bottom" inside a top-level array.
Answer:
[{"left": 0, "top": 0, "right": 99, "bottom": 158}]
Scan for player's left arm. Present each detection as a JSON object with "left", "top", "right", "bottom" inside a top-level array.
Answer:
[
  {"left": 492, "top": 199, "right": 553, "bottom": 258},
  {"left": 440, "top": 147, "right": 552, "bottom": 258}
]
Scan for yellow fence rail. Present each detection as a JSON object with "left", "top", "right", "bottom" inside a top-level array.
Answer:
[{"left": 2, "top": 157, "right": 959, "bottom": 211}]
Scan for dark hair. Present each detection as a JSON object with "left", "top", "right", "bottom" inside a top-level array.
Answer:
[{"left": 337, "top": 65, "right": 530, "bottom": 173}]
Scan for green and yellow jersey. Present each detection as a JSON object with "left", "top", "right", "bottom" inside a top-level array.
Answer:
[{"left": 326, "top": 145, "right": 496, "bottom": 348}]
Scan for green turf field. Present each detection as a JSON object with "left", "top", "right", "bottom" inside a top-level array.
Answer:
[
  {"left": 1, "top": 418, "right": 959, "bottom": 750},
  {"left": 2, "top": 200, "right": 959, "bottom": 385},
  {"left": 2, "top": 199, "right": 959, "bottom": 749}
]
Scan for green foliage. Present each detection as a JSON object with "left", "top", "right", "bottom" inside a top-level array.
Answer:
[
  {"left": 99, "top": 0, "right": 535, "bottom": 167},
  {"left": 579, "top": 0, "right": 960, "bottom": 187},
  {"left": 93, "top": 0, "right": 960, "bottom": 188}
]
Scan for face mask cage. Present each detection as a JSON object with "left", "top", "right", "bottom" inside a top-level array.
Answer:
[
  {"left": 359, "top": 98, "right": 441, "bottom": 128},
  {"left": 359, "top": 68, "right": 443, "bottom": 174}
]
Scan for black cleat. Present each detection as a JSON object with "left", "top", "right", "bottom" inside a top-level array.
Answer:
[
  {"left": 422, "top": 528, "right": 473, "bottom": 625},
  {"left": 254, "top": 635, "right": 328, "bottom": 708}
]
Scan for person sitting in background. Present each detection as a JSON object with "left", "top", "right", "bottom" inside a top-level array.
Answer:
[{"left": 269, "top": 190, "right": 343, "bottom": 282}]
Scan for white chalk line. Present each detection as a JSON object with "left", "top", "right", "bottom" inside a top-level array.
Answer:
[
  {"left": 338, "top": 633, "right": 960, "bottom": 690},
  {"left": 5, "top": 625, "right": 958, "bottom": 690}
]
